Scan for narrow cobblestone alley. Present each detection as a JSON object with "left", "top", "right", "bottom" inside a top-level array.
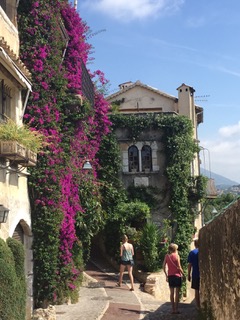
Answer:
[{"left": 55, "top": 249, "right": 200, "bottom": 320}]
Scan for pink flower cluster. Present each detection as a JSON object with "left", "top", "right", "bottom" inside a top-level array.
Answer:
[{"left": 21, "top": 0, "right": 111, "bottom": 296}]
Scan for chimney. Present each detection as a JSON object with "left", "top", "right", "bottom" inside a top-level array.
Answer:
[{"left": 119, "top": 81, "right": 133, "bottom": 90}]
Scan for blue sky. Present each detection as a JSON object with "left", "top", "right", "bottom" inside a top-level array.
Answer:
[{"left": 73, "top": 0, "right": 240, "bottom": 183}]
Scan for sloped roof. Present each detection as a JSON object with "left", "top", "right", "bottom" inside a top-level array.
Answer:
[
  {"left": 0, "top": 47, "right": 32, "bottom": 90},
  {"left": 176, "top": 82, "right": 195, "bottom": 92},
  {"left": 107, "top": 80, "right": 177, "bottom": 102},
  {"left": 0, "top": 37, "right": 31, "bottom": 79}
]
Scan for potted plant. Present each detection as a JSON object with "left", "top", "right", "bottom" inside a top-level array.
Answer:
[{"left": 0, "top": 119, "right": 44, "bottom": 165}]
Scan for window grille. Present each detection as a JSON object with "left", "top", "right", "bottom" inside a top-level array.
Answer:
[
  {"left": 128, "top": 145, "right": 139, "bottom": 172},
  {"left": 0, "top": 80, "right": 11, "bottom": 120},
  {"left": 141, "top": 145, "right": 152, "bottom": 171}
]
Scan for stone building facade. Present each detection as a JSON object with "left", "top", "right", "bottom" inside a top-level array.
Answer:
[{"left": 107, "top": 81, "right": 204, "bottom": 229}]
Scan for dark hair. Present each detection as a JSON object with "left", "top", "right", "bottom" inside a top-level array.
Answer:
[{"left": 194, "top": 239, "right": 199, "bottom": 247}]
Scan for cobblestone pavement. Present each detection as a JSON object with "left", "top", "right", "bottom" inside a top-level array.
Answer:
[{"left": 55, "top": 253, "right": 200, "bottom": 320}]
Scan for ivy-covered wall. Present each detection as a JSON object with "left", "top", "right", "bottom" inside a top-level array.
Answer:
[
  {"left": 109, "top": 113, "right": 205, "bottom": 277},
  {"left": 18, "top": 0, "right": 110, "bottom": 307}
]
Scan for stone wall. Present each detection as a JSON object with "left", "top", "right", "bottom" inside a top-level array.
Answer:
[
  {"left": 32, "top": 305, "right": 56, "bottom": 320},
  {"left": 199, "top": 199, "right": 240, "bottom": 320}
]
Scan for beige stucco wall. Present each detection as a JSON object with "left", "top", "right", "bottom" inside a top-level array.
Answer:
[
  {"left": 0, "top": 170, "right": 31, "bottom": 240},
  {"left": 177, "top": 84, "right": 195, "bottom": 128},
  {"left": 0, "top": 3, "right": 33, "bottom": 316},
  {"left": 0, "top": 6, "right": 19, "bottom": 56},
  {"left": 108, "top": 85, "right": 177, "bottom": 113},
  {"left": 199, "top": 199, "right": 240, "bottom": 320}
]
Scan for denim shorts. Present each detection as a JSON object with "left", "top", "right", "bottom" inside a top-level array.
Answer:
[
  {"left": 168, "top": 275, "right": 182, "bottom": 288},
  {"left": 120, "top": 260, "right": 132, "bottom": 266}
]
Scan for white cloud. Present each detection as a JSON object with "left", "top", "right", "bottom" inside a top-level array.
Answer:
[
  {"left": 201, "top": 123, "right": 240, "bottom": 183},
  {"left": 151, "top": 38, "right": 198, "bottom": 52},
  {"left": 81, "top": 0, "right": 185, "bottom": 21},
  {"left": 219, "top": 122, "right": 240, "bottom": 138},
  {"left": 216, "top": 66, "right": 240, "bottom": 78}
]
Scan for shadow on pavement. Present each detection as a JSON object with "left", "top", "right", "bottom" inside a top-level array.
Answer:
[{"left": 142, "top": 301, "right": 200, "bottom": 319}]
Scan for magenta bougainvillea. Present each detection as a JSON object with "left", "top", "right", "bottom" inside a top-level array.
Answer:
[{"left": 18, "top": 0, "right": 110, "bottom": 306}]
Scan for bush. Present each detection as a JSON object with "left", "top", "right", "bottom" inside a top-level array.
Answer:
[
  {"left": 0, "top": 238, "right": 26, "bottom": 320},
  {"left": 127, "top": 185, "right": 159, "bottom": 209},
  {"left": 140, "top": 222, "right": 161, "bottom": 272},
  {"left": 104, "top": 201, "right": 150, "bottom": 259},
  {"left": 7, "top": 238, "right": 27, "bottom": 318}
]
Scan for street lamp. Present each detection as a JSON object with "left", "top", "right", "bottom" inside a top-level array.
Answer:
[
  {"left": 200, "top": 146, "right": 212, "bottom": 178},
  {"left": 199, "top": 146, "right": 217, "bottom": 226},
  {"left": 0, "top": 205, "right": 10, "bottom": 223},
  {"left": 212, "top": 207, "right": 218, "bottom": 218},
  {"left": 82, "top": 161, "right": 92, "bottom": 170}
]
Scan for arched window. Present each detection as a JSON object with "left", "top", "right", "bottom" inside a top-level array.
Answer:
[
  {"left": 12, "top": 223, "right": 24, "bottom": 244},
  {"left": 141, "top": 145, "right": 152, "bottom": 171},
  {"left": 128, "top": 145, "right": 139, "bottom": 172}
]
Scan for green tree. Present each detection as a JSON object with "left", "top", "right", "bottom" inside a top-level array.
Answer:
[{"left": 203, "top": 193, "right": 237, "bottom": 223}]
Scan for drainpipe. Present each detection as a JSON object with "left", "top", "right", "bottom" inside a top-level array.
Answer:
[
  {"left": 21, "top": 89, "right": 31, "bottom": 120},
  {"left": 61, "top": 40, "right": 69, "bottom": 63},
  {"left": 1, "top": 80, "right": 4, "bottom": 118}
]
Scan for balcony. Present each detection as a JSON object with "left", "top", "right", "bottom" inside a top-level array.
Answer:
[
  {"left": 0, "top": 140, "right": 27, "bottom": 161},
  {"left": 0, "top": 119, "right": 43, "bottom": 168},
  {"left": 0, "top": 141, "right": 37, "bottom": 167}
]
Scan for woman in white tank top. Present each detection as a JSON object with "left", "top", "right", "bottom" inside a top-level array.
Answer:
[{"left": 117, "top": 234, "right": 134, "bottom": 291}]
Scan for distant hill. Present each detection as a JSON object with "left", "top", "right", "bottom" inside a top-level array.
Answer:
[{"left": 200, "top": 168, "right": 240, "bottom": 189}]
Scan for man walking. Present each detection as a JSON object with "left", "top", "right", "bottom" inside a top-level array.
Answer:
[{"left": 188, "top": 238, "right": 200, "bottom": 309}]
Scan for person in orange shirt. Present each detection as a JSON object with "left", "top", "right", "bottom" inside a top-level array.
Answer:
[{"left": 163, "top": 243, "right": 184, "bottom": 314}]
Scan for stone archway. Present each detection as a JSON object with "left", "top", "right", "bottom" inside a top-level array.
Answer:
[
  {"left": 12, "top": 222, "right": 24, "bottom": 242},
  {"left": 12, "top": 219, "right": 33, "bottom": 320}
]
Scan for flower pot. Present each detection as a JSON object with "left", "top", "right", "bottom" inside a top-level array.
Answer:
[{"left": 0, "top": 141, "right": 27, "bottom": 161}]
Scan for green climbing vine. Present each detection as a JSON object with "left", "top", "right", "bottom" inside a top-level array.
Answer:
[{"left": 109, "top": 113, "right": 206, "bottom": 279}]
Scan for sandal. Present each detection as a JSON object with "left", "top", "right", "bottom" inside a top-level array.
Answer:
[
  {"left": 116, "top": 282, "right": 121, "bottom": 287},
  {"left": 130, "top": 288, "right": 134, "bottom": 291}
]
